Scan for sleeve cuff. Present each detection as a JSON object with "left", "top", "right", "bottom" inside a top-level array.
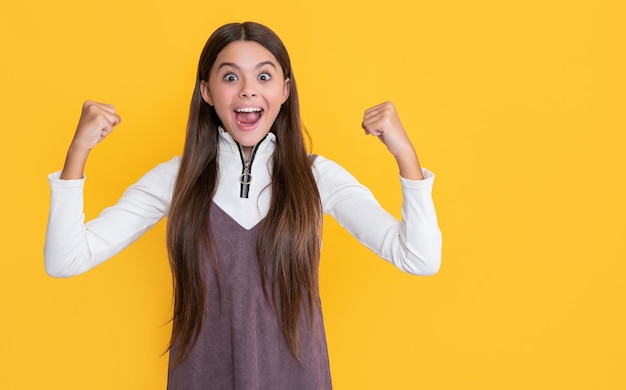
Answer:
[
  {"left": 399, "top": 168, "right": 435, "bottom": 189},
  {"left": 48, "top": 171, "right": 86, "bottom": 188}
]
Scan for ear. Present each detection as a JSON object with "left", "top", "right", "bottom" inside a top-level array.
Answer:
[
  {"left": 282, "top": 78, "right": 291, "bottom": 104},
  {"left": 200, "top": 80, "right": 214, "bottom": 106}
]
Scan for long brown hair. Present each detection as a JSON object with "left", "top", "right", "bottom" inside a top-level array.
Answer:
[{"left": 166, "top": 22, "right": 322, "bottom": 364}]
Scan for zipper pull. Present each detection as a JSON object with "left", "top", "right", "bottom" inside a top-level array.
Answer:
[{"left": 240, "top": 160, "right": 252, "bottom": 198}]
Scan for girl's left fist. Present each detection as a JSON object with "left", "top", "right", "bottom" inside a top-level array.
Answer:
[{"left": 361, "top": 101, "right": 414, "bottom": 157}]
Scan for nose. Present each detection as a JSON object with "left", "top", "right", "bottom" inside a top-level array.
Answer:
[{"left": 239, "top": 78, "right": 257, "bottom": 98}]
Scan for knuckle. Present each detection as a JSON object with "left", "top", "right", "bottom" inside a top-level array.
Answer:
[
  {"left": 83, "top": 100, "right": 98, "bottom": 110},
  {"left": 85, "top": 104, "right": 100, "bottom": 115}
]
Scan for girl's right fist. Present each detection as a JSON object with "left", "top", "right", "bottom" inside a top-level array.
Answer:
[{"left": 72, "top": 101, "right": 121, "bottom": 150}]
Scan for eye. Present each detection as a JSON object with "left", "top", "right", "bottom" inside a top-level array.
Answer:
[
  {"left": 258, "top": 72, "right": 272, "bottom": 81},
  {"left": 223, "top": 73, "right": 238, "bottom": 82}
]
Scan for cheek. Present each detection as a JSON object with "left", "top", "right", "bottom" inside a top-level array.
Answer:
[
  {"left": 210, "top": 101, "right": 232, "bottom": 125},
  {"left": 212, "top": 92, "right": 234, "bottom": 113},
  {"left": 272, "top": 90, "right": 288, "bottom": 108}
]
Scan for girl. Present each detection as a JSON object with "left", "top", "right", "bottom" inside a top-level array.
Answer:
[{"left": 45, "top": 22, "right": 442, "bottom": 389}]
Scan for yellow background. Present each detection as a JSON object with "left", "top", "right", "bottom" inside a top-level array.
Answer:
[{"left": 1, "top": 0, "right": 624, "bottom": 388}]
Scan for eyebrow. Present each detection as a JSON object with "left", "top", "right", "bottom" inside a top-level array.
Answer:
[{"left": 217, "top": 61, "right": 277, "bottom": 71}]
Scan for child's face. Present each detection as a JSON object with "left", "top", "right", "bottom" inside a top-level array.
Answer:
[{"left": 201, "top": 40, "right": 290, "bottom": 151}]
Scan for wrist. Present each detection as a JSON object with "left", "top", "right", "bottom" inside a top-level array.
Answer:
[
  {"left": 395, "top": 148, "right": 424, "bottom": 180},
  {"left": 60, "top": 144, "right": 91, "bottom": 180}
]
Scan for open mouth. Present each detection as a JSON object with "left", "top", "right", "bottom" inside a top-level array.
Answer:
[{"left": 234, "top": 107, "right": 264, "bottom": 129}]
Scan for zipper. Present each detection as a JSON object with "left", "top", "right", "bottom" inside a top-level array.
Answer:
[{"left": 236, "top": 135, "right": 268, "bottom": 198}]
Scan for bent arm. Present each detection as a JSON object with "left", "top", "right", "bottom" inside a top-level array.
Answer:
[
  {"left": 44, "top": 157, "right": 180, "bottom": 277},
  {"left": 314, "top": 156, "right": 442, "bottom": 275}
]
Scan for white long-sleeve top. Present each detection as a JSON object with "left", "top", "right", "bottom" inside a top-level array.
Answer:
[{"left": 44, "top": 129, "right": 441, "bottom": 277}]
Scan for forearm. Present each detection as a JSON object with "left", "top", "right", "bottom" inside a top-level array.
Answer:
[
  {"left": 44, "top": 174, "right": 93, "bottom": 277},
  {"left": 395, "top": 172, "right": 441, "bottom": 274}
]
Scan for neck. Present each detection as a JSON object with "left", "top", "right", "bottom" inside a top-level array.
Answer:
[{"left": 241, "top": 145, "right": 253, "bottom": 160}]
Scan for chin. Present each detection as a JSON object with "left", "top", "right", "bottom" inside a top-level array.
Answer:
[{"left": 227, "top": 126, "right": 272, "bottom": 146}]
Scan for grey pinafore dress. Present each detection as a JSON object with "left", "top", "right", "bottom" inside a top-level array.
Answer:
[{"left": 166, "top": 201, "right": 332, "bottom": 389}]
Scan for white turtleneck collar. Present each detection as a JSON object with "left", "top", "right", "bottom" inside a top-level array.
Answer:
[{"left": 213, "top": 127, "right": 276, "bottom": 230}]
